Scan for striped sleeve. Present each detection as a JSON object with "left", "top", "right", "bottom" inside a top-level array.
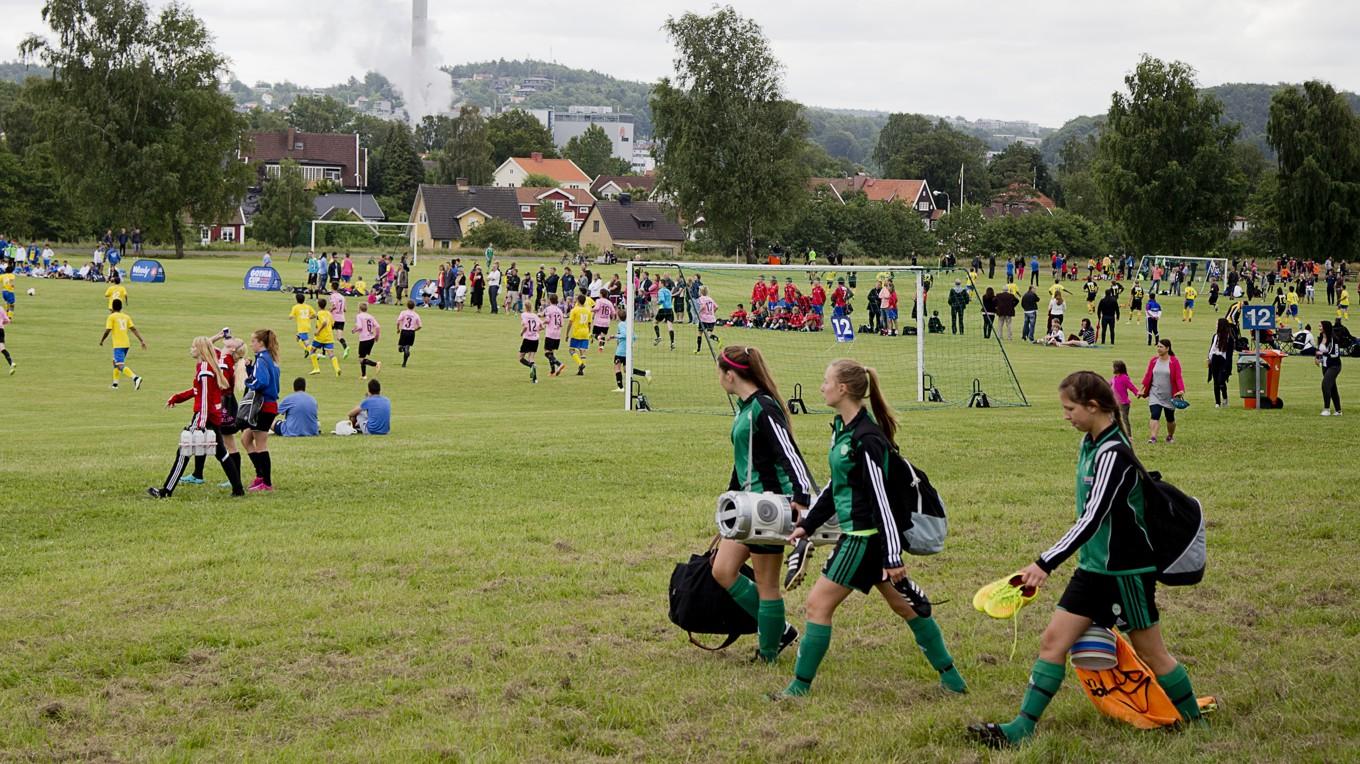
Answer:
[
  {"left": 860, "top": 438, "right": 903, "bottom": 569},
  {"left": 1036, "top": 448, "right": 1129, "bottom": 572},
  {"left": 798, "top": 482, "right": 835, "bottom": 533},
  {"left": 755, "top": 405, "right": 816, "bottom": 506},
  {"left": 194, "top": 366, "right": 212, "bottom": 429}
]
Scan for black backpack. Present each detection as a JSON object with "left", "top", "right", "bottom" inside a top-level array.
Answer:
[
  {"left": 668, "top": 537, "right": 756, "bottom": 650},
  {"left": 883, "top": 449, "right": 949, "bottom": 555},
  {"left": 1111, "top": 444, "right": 1206, "bottom": 586}
]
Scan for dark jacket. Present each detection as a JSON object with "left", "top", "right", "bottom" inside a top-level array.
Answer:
[
  {"left": 1098, "top": 295, "right": 1120, "bottom": 321},
  {"left": 800, "top": 408, "right": 904, "bottom": 568},
  {"left": 1021, "top": 291, "right": 1040, "bottom": 312},
  {"left": 994, "top": 291, "right": 1020, "bottom": 317},
  {"left": 947, "top": 286, "right": 970, "bottom": 309}
]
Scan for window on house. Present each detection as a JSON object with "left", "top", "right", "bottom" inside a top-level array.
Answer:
[
  {"left": 638, "top": 220, "right": 653, "bottom": 230},
  {"left": 521, "top": 205, "right": 530, "bottom": 213},
  {"left": 324, "top": 168, "right": 341, "bottom": 181},
  {"left": 264, "top": 164, "right": 281, "bottom": 178},
  {"left": 441, "top": 240, "right": 450, "bottom": 249},
  {"left": 221, "top": 227, "right": 236, "bottom": 242},
  {"left": 592, "top": 220, "right": 599, "bottom": 233},
  {"left": 554, "top": 201, "right": 564, "bottom": 211},
  {"left": 418, "top": 212, "right": 427, "bottom": 223}
]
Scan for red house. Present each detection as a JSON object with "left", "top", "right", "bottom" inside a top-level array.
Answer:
[
  {"left": 515, "top": 186, "right": 596, "bottom": 233},
  {"left": 241, "top": 127, "right": 369, "bottom": 190}
]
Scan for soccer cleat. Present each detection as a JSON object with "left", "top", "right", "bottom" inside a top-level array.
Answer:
[
  {"left": 336, "top": 369, "right": 342, "bottom": 378},
  {"left": 784, "top": 539, "right": 814, "bottom": 590},
  {"left": 309, "top": 369, "right": 320, "bottom": 375},
  {"left": 576, "top": 366, "right": 585, "bottom": 376},
  {"left": 7, "top": 363, "right": 13, "bottom": 375},
  {"left": 111, "top": 382, "right": 119, "bottom": 389},
  {"left": 967, "top": 723, "right": 1014, "bottom": 749},
  {"left": 653, "top": 337, "right": 661, "bottom": 346},
  {"left": 777, "top": 624, "right": 799, "bottom": 656},
  {"left": 973, "top": 574, "right": 1039, "bottom": 619},
  {"left": 893, "top": 575, "right": 933, "bottom": 618},
  {"left": 1321, "top": 409, "right": 1331, "bottom": 416},
  {"left": 146, "top": 487, "right": 167, "bottom": 499},
  {"left": 373, "top": 362, "right": 381, "bottom": 375},
  {"left": 342, "top": 346, "right": 350, "bottom": 359},
  {"left": 612, "top": 386, "right": 625, "bottom": 392},
  {"left": 1147, "top": 437, "right": 1157, "bottom": 444},
  {"left": 530, "top": 366, "right": 538, "bottom": 383},
  {"left": 179, "top": 475, "right": 204, "bottom": 485},
  {"left": 248, "top": 482, "right": 273, "bottom": 492},
  {"left": 669, "top": 343, "right": 675, "bottom": 350}
]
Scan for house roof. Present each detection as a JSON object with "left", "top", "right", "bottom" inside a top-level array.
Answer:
[
  {"left": 417, "top": 185, "right": 522, "bottom": 240},
  {"left": 504, "top": 155, "right": 591, "bottom": 185},
  {"left": 590, "top": 174, "right": 657, "bottom": 196},
  {"left": 812, "top": 175, "right": 928, "bottom": 204},
  {"left": 514, "top": 186, "right": 597, "bottom": 207},
  {"left": 981, "top": 183, "right": 1056, "bottom": 220},
  {"left": 593, "top": 199, "right": 686, "bottom": 242},
  {"left": 314, "top": 193, "right": 385, "bottom": 221},
  {"left": 244, "top": 129, "right": 367, "bottom": 189}
]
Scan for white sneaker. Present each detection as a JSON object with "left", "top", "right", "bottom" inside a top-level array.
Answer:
[
  {"left": 1335, "top": 410, "right": 1343, "bottom": 417},
  {"left": 1321, "top": 409, "right": 1331, "bottom": 416}
]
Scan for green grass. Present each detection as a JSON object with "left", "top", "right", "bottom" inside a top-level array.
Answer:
[{"left": 1, "top": 257, "right": 1357, "bottom": 762}]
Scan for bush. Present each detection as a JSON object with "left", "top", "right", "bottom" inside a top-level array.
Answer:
[{"left": 461, "top": 218, "right": 531, "bottom": 251}]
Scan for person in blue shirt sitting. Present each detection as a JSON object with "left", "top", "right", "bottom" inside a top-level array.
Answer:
[
  {"left": 273, "top": 377, "right": 319, "bottom": 437},
  {"left": 348, "top": 378, "right": 391, "bottom": 435}
]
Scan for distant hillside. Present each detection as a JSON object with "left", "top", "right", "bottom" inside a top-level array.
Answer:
[
  {"left": 1041, "top": 82, "right": 1360, "bottom": 165},
  {"left": 444, "top": 59, "right": 654, "bottom": 135},
  {"left": 0, "top": 61, "right": 52, "bottom": 83}
]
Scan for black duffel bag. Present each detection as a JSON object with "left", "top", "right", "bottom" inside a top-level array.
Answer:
[{"left": 668, "top": 536, "right": 756, "bottom": 650}]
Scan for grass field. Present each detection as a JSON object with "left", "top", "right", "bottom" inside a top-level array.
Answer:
[{"left": 1, "top": 255, "right": 1356, "bottom": 762}]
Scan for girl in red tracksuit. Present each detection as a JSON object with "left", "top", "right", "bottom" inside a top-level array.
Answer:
[{"left": 148, "top": 336, "right": 245, "bottom": 498}]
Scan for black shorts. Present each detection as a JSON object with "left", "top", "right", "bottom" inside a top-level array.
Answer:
[
  {"left": 398, "top": 330, "right": 416, "bottom": 348},
  {"left": 519, "top": 338, "right": 540, "bottom": 354},
  {"left": 249, "top": 410, "right": 277, "bottom": 433},
  {"left": 821, "top": 533, "right": 887, "bottom": 594},
  {"left": 307, "top": 273, "right": 318, "bottom": 285},
  {"left": 359, "top": 339, "right": 375, "bottom": 357},
  {"left": 1131, "top": 299, "right": 1143, "bottom": 310},
  {"left": 333, "top": 321, "right": 345, "bottom": 332},
  {"left": 700, "top": 321, "right": 716, "bottom": 332},
  {"left": 748, "top": 543, "right": 783, "bottom": 555},
  {"left": 1057, "top": 568, "right": 1159, "bottom": 630},
  {"left": 655, "top": 309, "right": 675, "bottom": 323},
  {"left": 0, "top": 328, "right": 5, "bottom": 343},
  {"left": 592, "top": 325, "right": 608, "bottom": 339},
  {"left": 614, "top": 354, "right": 626, "bottom": 364},
  {"left": 544, "top": 337, "right": 561, "bottom": 352},
  {"left": 1149, "top": 404, "right": 1176, "bottom": 422}
]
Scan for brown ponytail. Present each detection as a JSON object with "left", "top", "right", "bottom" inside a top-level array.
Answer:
[
  {"left": 829, "top": 358, "right": 898, "bottom": 446},
  {"left": 253, "top": 329, "right": 279, "bottom": 362},
  {"left": 718, "top": 345, "right": 791, "bottom": 430},
  {"left": 1058, "top": 370, "right": 1120, "bottom": 417}
]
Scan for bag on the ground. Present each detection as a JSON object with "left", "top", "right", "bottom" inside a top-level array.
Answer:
[
  {"left": 1111, "top": 444, "right": 1206, "bottom": 586},
  {"left": 885, "top": 450, "right": 948, "bottom": 555},
  {"left": 668, "top": 536, "right": 756, "bottom": 650}
]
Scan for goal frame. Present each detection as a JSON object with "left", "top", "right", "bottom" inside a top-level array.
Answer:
[
  {"left": 1136, "top": 255, "right": 1228, "bottom": 284},
  {"left": 624, "top": 261, "right": 927, "bottom": 412},
  {"left": 308, "top": 220, "right": 422, "bottom": 264}
]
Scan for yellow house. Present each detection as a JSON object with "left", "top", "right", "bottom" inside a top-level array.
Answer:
[
  {"left": 410, "top": 184, "right": 522, "bottom": 250},
  {"left": 579, "top": 197, "right": 686, "bottom": 257}
]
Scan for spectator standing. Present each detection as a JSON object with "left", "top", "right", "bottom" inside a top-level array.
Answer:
[
  {"left": 994, "top": 287, "right": 1019, "bottom": 341},
  {"left": 1317, "top": 321, "right": 1343, "bottom": 416},
  {"left": 1207, "top": 319, "right": 1233, "bottom": 408},
  {"left": 1140, "top": 339, "right": 1185, "bottom": 444},
  {"left": 1097, "top": 288, "right": 1120, "bottom": 344},
  {"left": 1020, "top": 286, "right": 1040, "bottom": 342}
]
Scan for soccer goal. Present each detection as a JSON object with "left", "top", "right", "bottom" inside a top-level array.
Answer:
[
  {"left": 309, "top": 220, "right": 422, "bottom": 264},
  {"left": 1136, "top": 255, "right": 1228, "bottom": 286},
  {"left": 623, "top": 262, "right": 1027, "bottom": 414}
]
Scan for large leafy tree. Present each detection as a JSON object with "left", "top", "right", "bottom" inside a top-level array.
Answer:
[
  {"left": 1094, "top": 56, "right": 1245, "bottom": 258},
  {"left": 286, "top": 95, "right": 353, "bottom": 133},
  {"left": 531, "top": 200, "right": 575, "bottom": 251},
  {"left": 873, "top": 114, "right": 991, "bottom": 204},
  {"left": 988, "top": 142, "right": 1056, "bottom": 197},
  {"left": 1266, "top": 80, "right": 1360, "bottom": 263},
  {"left": 436, "top": 105, "right": 495, "bottom": 185},
  {"left": 20, "top": 0, "right": 253, "bottom": 255},
  {"left": 486, "top": 109, "right": 557, "bottom": 166},
  {"left": 416, "top": 114, "right": 457, "bottom": 153},
  {"left": 651, "top": 5, "right": 808, "bottom": 261},
  {"left": 252, "top": 159, "right": 315, "bottom": 247},
  {"left": 378, "top": 121, "right": 425, "bottom": 213},
  {"left": 1055, "top": 134, "right": 1106, "bottom": 221},
  {"left": 563, "top": 123, "right": 630, "bottom": 178}
]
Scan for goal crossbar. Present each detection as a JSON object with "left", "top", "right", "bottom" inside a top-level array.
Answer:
[{"left": 309, "top": 220, "right": 421, "bottom": 264}]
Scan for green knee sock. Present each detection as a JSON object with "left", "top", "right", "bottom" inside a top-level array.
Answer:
[
  {"left": 999, "top": 658, "right": 1065, "bottom": 744},
  {"left": 907, "top": 616, "right": 967, "bottom": 693},
  {"left": 783, "top": 622, "right": 832, "bottom": 696},
  {"left": 724, "top": 575, "right": 758, "bottom": 619},
  {"left": 757, "top": 599, "right": 785, "bottom": 662},
  {"left": 1156, "top": 664, "right": 1202, "bottom": 723}
]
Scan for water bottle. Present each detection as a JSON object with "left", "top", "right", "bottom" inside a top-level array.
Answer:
[{"left": 179, "top": 429, "right": 194, "bottom": 457}]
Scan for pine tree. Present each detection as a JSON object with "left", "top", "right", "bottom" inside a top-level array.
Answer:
[
  {"left": 380, "top": 121, "right": 425, "bottom": 212},
  {"left": 252, "top": 159, "right": 316, "bottom": 247},
  {"left": 437, "top": 105, "right": 495, "bottom": 185}
]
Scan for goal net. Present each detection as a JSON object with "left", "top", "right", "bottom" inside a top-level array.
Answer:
[
  {"left": 623, "top": 262, "right": 1027, "bottom": 414},
  {"left": 1136, "top": 256, "right": 1228, "bottom": 288}
]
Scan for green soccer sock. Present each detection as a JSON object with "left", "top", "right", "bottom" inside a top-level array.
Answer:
[
  {"left": 757, "top": 598, "right": 785, "bottom": 662},
  {"left": 907, "top": 616, "right": 967, "bottom": 693},
  {"left": 783, "top": 621, "right": 832, "bottom": 696},
  {"left": 724, "top": 575, "right": 758, "bottom": 619},
  {"left": 999, "top": 658, "right": 1065, "bottom": 744},
  {"left": 1156, "top": 663, "right": 1202, "bottom": 723}
]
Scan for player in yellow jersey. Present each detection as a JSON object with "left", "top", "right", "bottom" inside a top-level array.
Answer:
[
  {"left": 288, "top": 292, "right": 316, "bottom": 355},
  {"left": 1, "top": 270, "right": 16, "bottom": 315},
  {"left": 98, "top": 299, "right": 147, "bottom": 389},
  {"left": 567, "top": 293, "right": 593, "bottom": 375},
  {"left": 309, "top": 297, "right": 342, "bottom": 376},
  {"left": 104, "top": 275, "right": 128, "bottom": 310},
  {"left": 1182, "top": 285, "right": 1198, "bottom": 322},
  {"left": 1338, "top": 284, "right": 1351, "bottom": 320},
  {"left": 1285, "top": 287, "right": 1300, "bottom": 327}
]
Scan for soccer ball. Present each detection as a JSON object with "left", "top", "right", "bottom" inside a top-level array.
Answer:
[{"left": 26, "top": 288, "right": 35, "bottom": 296}]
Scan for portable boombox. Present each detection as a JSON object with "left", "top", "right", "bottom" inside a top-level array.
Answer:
[{"left": 715, "top": 491, "right": 842, "bottom": 546}]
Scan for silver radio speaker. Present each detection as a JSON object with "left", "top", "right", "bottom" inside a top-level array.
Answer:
[
  {"left": 808, "top": 512, "right": 843, "bottom": 546},
  {"left": 715, "top": 491, "right": 794, "bottom": 544}
]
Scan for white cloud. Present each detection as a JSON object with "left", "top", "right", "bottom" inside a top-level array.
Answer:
[{"left": 2, "top": 0, "right": 1358, "bottom": 126}]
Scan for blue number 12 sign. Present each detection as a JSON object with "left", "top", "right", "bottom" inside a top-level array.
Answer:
[
  {"left": 1241, "top": 304, "right": 1276, "bottom": 331},
  {"left": 831, "top": 316, "right": 855, "bottom": 343}
]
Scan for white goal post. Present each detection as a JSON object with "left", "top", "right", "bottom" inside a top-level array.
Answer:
[
  {"left": 308, "top": 220, "right": 422, "bottom": 264},
  {"left": 1136, "top": 255, "right": 1228, "bottom": 285},
  {"left": 624, "top": 261, "right": 927, "bottom": 412}
]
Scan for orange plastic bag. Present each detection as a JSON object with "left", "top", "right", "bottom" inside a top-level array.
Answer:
[{"left": 1074, "top": 631, "right": 1213, "bottom": 729}]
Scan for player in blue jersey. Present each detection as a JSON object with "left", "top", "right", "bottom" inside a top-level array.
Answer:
[{"left": 652, "top": 279, "right": 676, "bottom": 350}]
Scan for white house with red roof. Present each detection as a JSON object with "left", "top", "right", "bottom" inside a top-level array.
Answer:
[
  {"left": 515, "top": 187, "right": 596, "bottom": 232},
  {"left": 493, "top": 152, "right": 591, "bottom": 190}
]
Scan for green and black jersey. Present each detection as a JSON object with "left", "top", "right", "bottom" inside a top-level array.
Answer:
[
  {"left": 729, "top": 392, "right": 816, "bottom": 507},
  {"left": 1037, "top": 423, "right": 1156, "bottom": 576},
  {"left": 798, "top": 408, "right": 905, "bottom": 569}
]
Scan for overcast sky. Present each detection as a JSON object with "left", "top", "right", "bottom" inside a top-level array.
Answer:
[{"left": 3, "top": 0, "right": 1358, "bottom": 126}]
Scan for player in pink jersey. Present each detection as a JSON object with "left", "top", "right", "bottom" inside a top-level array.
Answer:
[
  {"left": 519, "top": 306, "right": 544, "bottom": 383},
  {"left": 395, "top": 300, "right": 422, "bottom": 367},
  {"left": 352, "top": 302, "right": 381, "bottom": 378},
  {"left": 694, "top": 285, "right": 719, "bottom": 353},
  {"left": 591, "top": 292, "right": 617, "bottom": 352},
  {"left": 328, "top": 288, "right": 350, "bottom": 358},
  {"left": 541, "top": 293, "right": 566, "bottom": 376}
]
